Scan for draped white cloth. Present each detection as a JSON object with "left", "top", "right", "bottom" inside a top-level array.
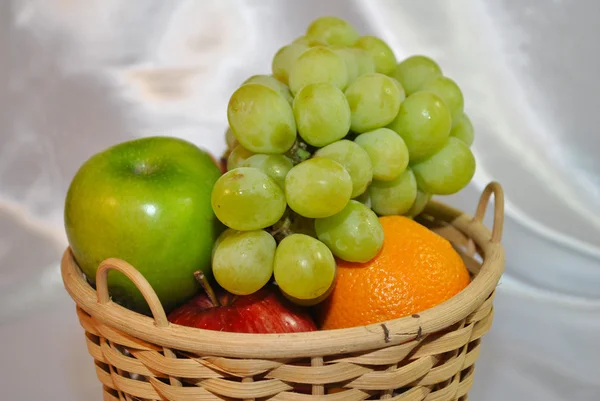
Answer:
[{"left": 1, "top": 1, "right": 598, "bottom": 400}]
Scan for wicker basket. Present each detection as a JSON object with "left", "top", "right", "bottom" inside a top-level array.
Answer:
[{"left": 61, "top": 182, "right": 505, "bottom": 401}]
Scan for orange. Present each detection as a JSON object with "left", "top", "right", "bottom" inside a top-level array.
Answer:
[{"left": 317, "top": 215, "right": 470, "bottom": 330}]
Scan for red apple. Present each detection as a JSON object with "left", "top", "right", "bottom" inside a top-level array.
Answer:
[{"left": 167, "top": 274, "right": 317, "bottom": 334}]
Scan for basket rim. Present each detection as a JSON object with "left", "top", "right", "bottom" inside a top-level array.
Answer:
[{"left": 61, "top": 197, "right": 505, "bottom": 359}]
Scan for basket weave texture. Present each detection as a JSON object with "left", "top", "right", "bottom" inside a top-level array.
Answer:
[{"left": 61, "top": 182, "right": 505, "bottom": 401}]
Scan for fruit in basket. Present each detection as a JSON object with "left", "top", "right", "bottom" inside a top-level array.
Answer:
[
  {"left": 271, "top": 43, "right": 309, "bottom": 85},
  {"left": 288, "top": 46, "right": 349, "bottom": 95},
  {"left": 412, "top": 137, "right": 476, "bottom": 195},
  {"left": 387, "top": 91, "right": 451, "bottom": 162},
  {"left": 392, "top": 55, "right": 442, "bottom": 96},
  {"left": 405, "top": 190, "right": 432, "bottom": 218},
  {"left": 419, "top": 75, "right": 465, "bottom": 127},
  {"left": 315, "top": 200, "right": 384, "bottom": 262},
  {"left": 227, "top": 83, "right": 297, "bottom": 154},
  {"left": 354, "top": 36, "right": 397, "bottom": 75},
  {"left": 369, "top": 169, "right": 418, "bottom": 216},
  {"left": 353, "top": 48, "right": 376, "bottom": 77},
  {"left": 305, "top": 16, "right": 360, "bottom": 46},
  {"left": 313, "top": 140, "right": 373, "bottom": 198},
  {"left": 240, "top": 154, "right": 293, "bottom": 189},
  {"left": 331, "top": 45, "right": 360, "bottom": 84},
  {"left": 450, "top": 113, "right": 475, "bottom": 146},
  {"left": 210, "top": 15, "right": 479, "bottom": 306},
  {"left": 64, "top": 136, "right": 223, "bottom": 314},
  {"left": 212, "top": 229, "right": 276, "bottom": 295},
  {"left": 226, "top": 144, "right": 254, "bottom": 170},
  {"left": 285, "top": 158, "right": 352, "bottom": 219},
  {"left": 317, "top": 215, "right": 470, "bottom": 329},
  {"left": 345, "top": 73, "right": 404, "bottom": 133},
  {"left": 242, "top": 74, "right": 294, "bottom": 104},
  {"left": 274, "top": 234, "right": 337, "bottom": 304},
  {"left": 293, "top": 36, "right": 328, "bottom": 47},
  {"left": 354, "top": 128, "right": 409, "bottom": 182},
  {"left": 168, "top": 276, "right": 317, "bottom": 333},
  {"left": 225, "top": 127, "right": 238, "bottom": 151},
  {"left": 211, "top": 167, "right": 287, "bottom": 231},
  {"left": 293, "top": 82, "right": 351, "bottom": 147}
]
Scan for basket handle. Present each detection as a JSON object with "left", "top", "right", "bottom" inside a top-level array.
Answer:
[
  {"left": 95, "top": 258, "right": 169, "bottom": 328},
  {"left": 474, "top": 181, "right": 505, "bottom": 243}
]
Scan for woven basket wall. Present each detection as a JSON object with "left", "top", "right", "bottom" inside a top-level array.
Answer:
[{"left": 61, "top": 182, "right": 505, "bottom": 401}]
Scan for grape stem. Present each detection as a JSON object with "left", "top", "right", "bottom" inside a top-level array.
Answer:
[
  {"left": 293, "top": 148, "right": 312, "bottom": 163},
  {"left": 193, "top": 271, "right": 221, "bottom": 307},
  {"left": 269, "top": 215, "right": 293, "bottom": 242},
  {"left": 286, "top": 140, "right": 312, "bottom": 165}
]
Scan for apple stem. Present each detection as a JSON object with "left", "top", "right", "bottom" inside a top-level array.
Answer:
[{"left": 194, "top": 271, "right": 220, "bottom": 307}]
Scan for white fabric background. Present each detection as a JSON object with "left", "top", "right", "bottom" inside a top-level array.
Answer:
[{"left": 1, "top": 0, "right": 599, "bottom": 400}]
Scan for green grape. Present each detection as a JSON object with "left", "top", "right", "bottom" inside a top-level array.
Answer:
[
  {"left": 331, "top": 46, "right": 359, "bottom": 84},
  {"left": 391, "top": 77, "right": 405, "bottom": 94},
  {"left": 212, "top": 230, "right": 276, "bottom": 295},
  {"left": 243, "top": 75, "right": 293, "bottom": 104},
  {"left": 450, "top": 113, "right": 474, "bottom": 146},
  {"left": 211, "top": 228, "right": 236, "bottom": 260},
  {"left": 387, "top": 91, "right": 451, "bottom": 162},
  {"left": 227, "top": 83, "right": 297, "bottom": 154},
  {"left": 272, "top": 43, "right": 309, "bottom": 85},
  {"left": 345, "top": 73, "right": 404, "bottom": 133},
  {"left": 293, "top": 36, "right": 328, "bottom": 47},
  {"left": 288, "top": 46, "right": 348, "bottom": 95},
  {"left": 393, "top": 55, "right": 442, "bottom": 95},
  {"left": 282, "top": 280, "right": 335, "bottom": 306},
  {"left": 225, "top": 128, "right": 238, "bottom": 150},
  {"left": 227, "top": 144, "right": 254, "bottom": 170},
  {"left": 241, "top": 154, "right": 293, "bottom": 189},
  {"left": 212, "top": 167, "right": 287, "bottom": 230},
  {"left": 412, "top": 137, "right": 476, "bottom": 195},
  {"left": 369, "top": 169, "right": 418, "bottom": 215},
  {"left": 405, "top": 190, "right": 431, "bottom": 218},
  {"left": 353, "top": 48, "right": 376, "bottom": 77},
  {"left": 305, "top": 16, "right": 360, "bottom": 46},
  {"left": 293, "top": 83, "right": 351, "bottom": 147},
  {"left": 315, "top": 200, "right": 384, "bottom": 263},
  {"left": 354, "top": 36, "right": 397, "bottom": 75},
  {"left": 314, "top": 139, "right": 373, "bottom": 197},
  {"left": 273, "top": 234, "right": 336, "bottom": 300},
  {"left": 285, "top": 158, "right": 352, "bottom": 218},
  {"left": 354, "top": 128, "right": 409, "bottom": 181},
  {"left": 419, "top": 76, "right": 464, "bottom": 126}
]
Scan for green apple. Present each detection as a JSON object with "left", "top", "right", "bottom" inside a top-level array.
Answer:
[{"left": 64, "top": 136, "right": 223, "bottom": 315}]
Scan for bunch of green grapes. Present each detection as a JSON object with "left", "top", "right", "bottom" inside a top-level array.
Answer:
[{"left": 211, "top": 16, "right": 476, "bottom": 305}]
